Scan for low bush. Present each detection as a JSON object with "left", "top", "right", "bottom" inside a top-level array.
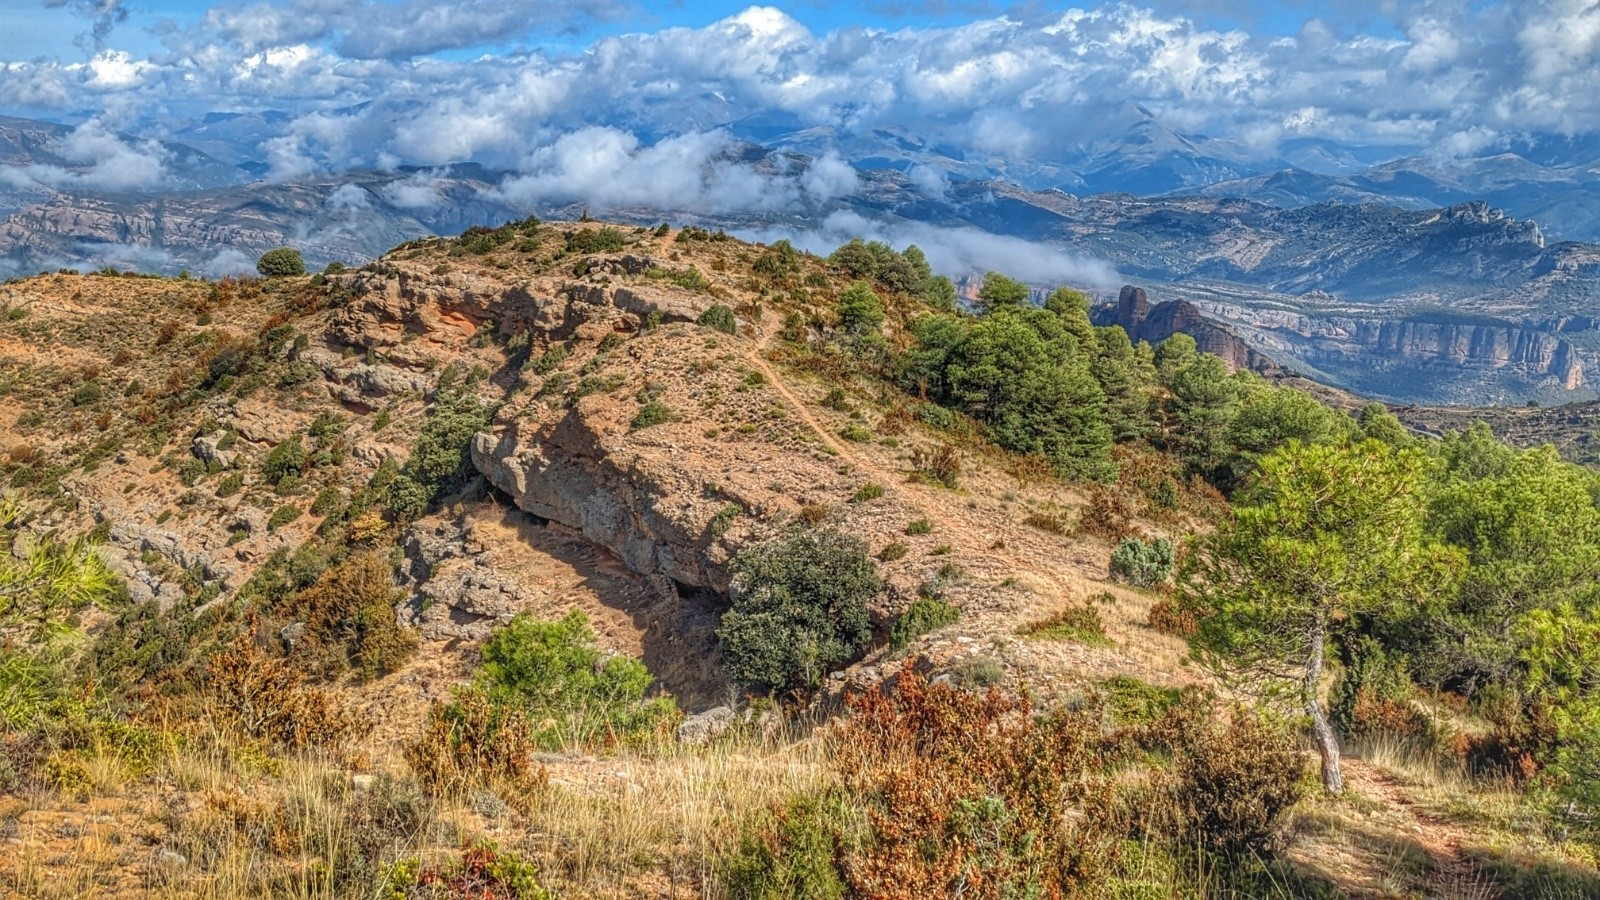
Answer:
[
  {"left": 474, "top": 610, "right": 677, "bottom": 749},
  {"left": 1023, "top": 603, "right": 1110, "bottom": 646},
  {"left": 697, "top": 304, "right": 738, "bottom": 335},
  {"left": 1110, "top": 536, "right": 1175, "bottom": 588},
  {"left": 1158, "top": 704, "right": 1307, "bottom": 857},
  {"left": 888, "top": 597, "right": 960, "bottom": 650},
  {"left": 850, "top": 483, "right": 884, "bottom": 503},
  {"left": 877, "top": 542, "right": 908, "bottom": 562},
  {"left": 388, "top": 840, "right": 554, "bottom": 899},
  {"left": 631, "top": 401, "right": 673, "bottom": 430},
  {"left": 909, "top": 443, "right": 961, "bottom": 488},
  {"left": 1022, "top": 510, "right": 1070, "bottom": 534},
  {"left": 718, "top": 528, "right": 878, "bottom": 695},
  {"left": 405, "top": 686, "right": 547, "bottom": 795},
  {"left": 206, "top": 636, "right": 362, "bottom": 751},
  {"left": 282, "top": 551, "right": 416, "bottom": 681}
]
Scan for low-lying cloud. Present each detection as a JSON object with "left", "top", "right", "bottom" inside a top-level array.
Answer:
[{"left": 741, "top": 210, "right": 1122, "bottom": 290}]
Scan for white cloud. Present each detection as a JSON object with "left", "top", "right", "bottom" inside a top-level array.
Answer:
[
  {"left": 11, "top": 118, "right": 169, "bottom": 190},
  {"left": 743, "top": 210, "right": 1120, "bottom": 289},
  {"left": 201, "top": 248, "right": 259, "bottom": 278}
]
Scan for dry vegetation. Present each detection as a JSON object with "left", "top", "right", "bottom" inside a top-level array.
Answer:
[{"left": 0, "top": 223, "right": 1594, "bottom": 898}]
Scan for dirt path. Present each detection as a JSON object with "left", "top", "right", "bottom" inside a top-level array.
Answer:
[
  {"left": 741, "top": 321, "right": 1088, "bottom": 602},
  {"left": 1341, "top": 758, "right": 1498, "bottom": 899}
]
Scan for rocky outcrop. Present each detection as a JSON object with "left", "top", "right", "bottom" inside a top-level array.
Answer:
[
  {"left": 1194, "top": 300, "right": 1587, "bottom": 393},
  {"left": 1095, "top": 285, "right": 1281, "bottom": 373}
]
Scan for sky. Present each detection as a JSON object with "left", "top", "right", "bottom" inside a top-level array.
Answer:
[{"left": 2, "top": 1, "right": 1598, "bottom": 209}]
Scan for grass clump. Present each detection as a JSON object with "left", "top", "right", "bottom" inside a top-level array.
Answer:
[
  {"left": 888, "top": 597, "right": 960, "bottom": 650},
  {"left": 904, "top": 518, "right": 932, "bottom": 536},
  {"left": 1022, "top": 603, "right": 1111, "bottom": 646},
  {"left": 632, "top": 400, "right": 673, "bottom": 430},
  {"left": 850, "top": 483, "right": 884, "bottom": 503},
  {"left": 877, "top": 542, "right": 908, "bottom": 562}
]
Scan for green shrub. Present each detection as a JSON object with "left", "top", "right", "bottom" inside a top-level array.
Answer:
[
  {"left": 632, "top": 401, "right": 673, "bottom": 430},
  {"left": 261, "top": 435, "right": 306, "bottom": 484},
  {"left": 877, "top": 542, "right": 908, "bottom": 562},
  {"left": 838, "top": 424, "right": 872, "bottom": 443},
  {"left": 718, "top": 528, "right": 879, "bottom": 694},
  {"left": 697, "top": 304, "right": 738, "bottom": 335},
  {"left": 71, "top": 381, "right": 102, "bottom": 407},
  {"left": 565, "top": 227, "right": 626, "bottom": 254},
  {"left": 385, "top": 378, "right": 491, "bottom": 520},
  {"left": 709, "top": 503, "right": 742, "bottom": 539},
  {"left": 850, "top": 483, "right": 884, "bottom": 503},
  {"left": 215, "top": 472, "right": 244, "bottom": 498},
  {"left": 528, "top": 343, "right": 568, "bottom": 375},
  {"left": 256, "top": 247, "right": 306, "bottom": 277},
  {"left": 724, "top": 793, "right": 857, "bottom": 900},
  {"left": 267, "top": 504, "right": 301, "bottom": 531},
  {"left": 1099, "top": 675, "right": 1183, "bottom": 726},
  {"left": 889, "top": 598, "right": 960, "bottom": 650},
  {"left": 1109, "top": 537, "right": 1174, "bottom": 588},
  {"left": 904, "top": 519, "right": 932, "bottom": 536},
  {"left": 310, "top": 486, "right": 343, "bottom": 516},
  {"left": 475, "top": 610, "right": 677, "bottom": 749},
  {"left": 387, "top": 840, "right": 553, "bottom": 899}
]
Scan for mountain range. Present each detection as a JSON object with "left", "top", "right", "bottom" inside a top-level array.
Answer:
[{"left": 3, "top": 107, "right": 1600, "bottom": 405}]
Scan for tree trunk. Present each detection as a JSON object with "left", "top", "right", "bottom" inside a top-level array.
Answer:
[{"left": 1305, "top": 618, "right": 1344, "bottom": 794}]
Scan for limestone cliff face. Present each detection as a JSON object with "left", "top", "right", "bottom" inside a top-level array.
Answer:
[
  {"left": 1094, "top": 285, "right": 1277, "bottom": 373},
  {"left": 1192, "top": 300, "right": 1587, "bottom": 392},
  {"left": 1095, "top": 283, "right": 1592, "bottom": 401}
]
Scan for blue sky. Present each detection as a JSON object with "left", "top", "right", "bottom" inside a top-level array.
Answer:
[
  {"left": 6, "top": 0, "right": 1411, "bottom": 60},
  {"left": 2, "top": 0, "right": 1596, "bottom": 197}
]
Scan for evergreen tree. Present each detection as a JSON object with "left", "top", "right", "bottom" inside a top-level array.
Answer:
[
  {"left": 1089, "top": 326, "right": 1156, "bottom": 443},
  {"left": 1178, "top": 441, "right": 1461, "bottom": 794},
  {"left": 945, "top": 306, "right": 1114, "bottom": 481},
  {"left": 975, "top": 271, "right": 1030, "bottom": 312}
]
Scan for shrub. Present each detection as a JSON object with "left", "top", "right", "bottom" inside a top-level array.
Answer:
[
  {"left": 475, "top": 610, "right": 676, "bottom": 749},
  {"left": 206, "top": 636, "right": 361, "bottom": 751},
  {"left": 904, "top": 518, "right": 932, "bottom": 535},
  {"left": 1023, "top": 603, "right": 1110, "bottom": 646},
  {"left": 851, "top": 483, "right": 884, "bottom": 503},
  {"left": 1161, "top": 706, "right": 1306, "bottom": 857},
  {"left": 1099, "top": 675, "right": 1183, "bottom": 727},
  {"left": 1110, "top": 536, "right": 1175, "bottom": 588},
  {"left": 697, "top": 304, "right": 738, "bottom": 335},
  {"left": 838, "top": 424, "right": 872, "bottom": 443},
  {"left": 386, "top": 379, "right": 491, "bottom": 519},
  {"left": 877, "top": 542, "right": 908, "bottom": 562},
  {"left": 1147, "top": 599, "right": 1199, "bottom": 637},
  {"left": 389, "top": 840, "right": 554, "bottom": 899},
  {"left": 261, "top": 435, "right": 306, "bottom": 484},
  {"left": 284, "top": 552, "right": 416, "bottom": 681},
  {"left": 1330, "top": 637, "right": 1429, "bottom": 741},
  {"left": 889, "top": 597, "right": 959, "bottom": 650},
  {"left": 71, "top": 381, "right": 102, "bottom": 407},
  {"left": 215, "top": 472, "right": 244, "bottom": 498},
  {"left": 833, "top": 665, "right": 1121, "bottom": 896},
  {"left": 709, "top": 503, "right": 742, "bottom": 539},
  {"left": 1023, "top": 510, "right": 1070, "bottom": 534},
  {"left": 724, "top": 793, "right": 857, "bottom": 900},
  {"left": 528, "top": 343, "right": 568, "bottom": 375},
  {"left": 267, "top": 504, "right": 301, "bottom": 531},
  {"left": 835, "top": 281, "right": 885, "bottom": 335},
  {"left": 909, "top": 443, "right": 961, "bottom": 489},
  {"left": 718, "top": 528, "right": 879, "bottom": 694},
  {"left": 565, "top": 227, "right": 626, "bottom": 254},
  {"left": 405, "top": 686, "right": 546, "bottom": 794},
  {"left": 256, "top": 247, "right": 306, "bottom": 277},
  {"left": 631, "top": 401, "right": 673, "bottom": 430}
]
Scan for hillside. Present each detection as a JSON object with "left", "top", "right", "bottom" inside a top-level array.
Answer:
[{"left": 0, "top": 223, "right": 1596, "bottom": 898}]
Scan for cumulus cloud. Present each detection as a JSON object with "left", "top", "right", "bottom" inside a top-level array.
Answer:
[
  {"left": 493, "top": 128, "right": 858, "bottom": 214},
  {"left": 10, "top": 118, "right": 169, "bottom": 191},
  {"left": 9, "top": 1, "right": 1600, "bottom": 193}
]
